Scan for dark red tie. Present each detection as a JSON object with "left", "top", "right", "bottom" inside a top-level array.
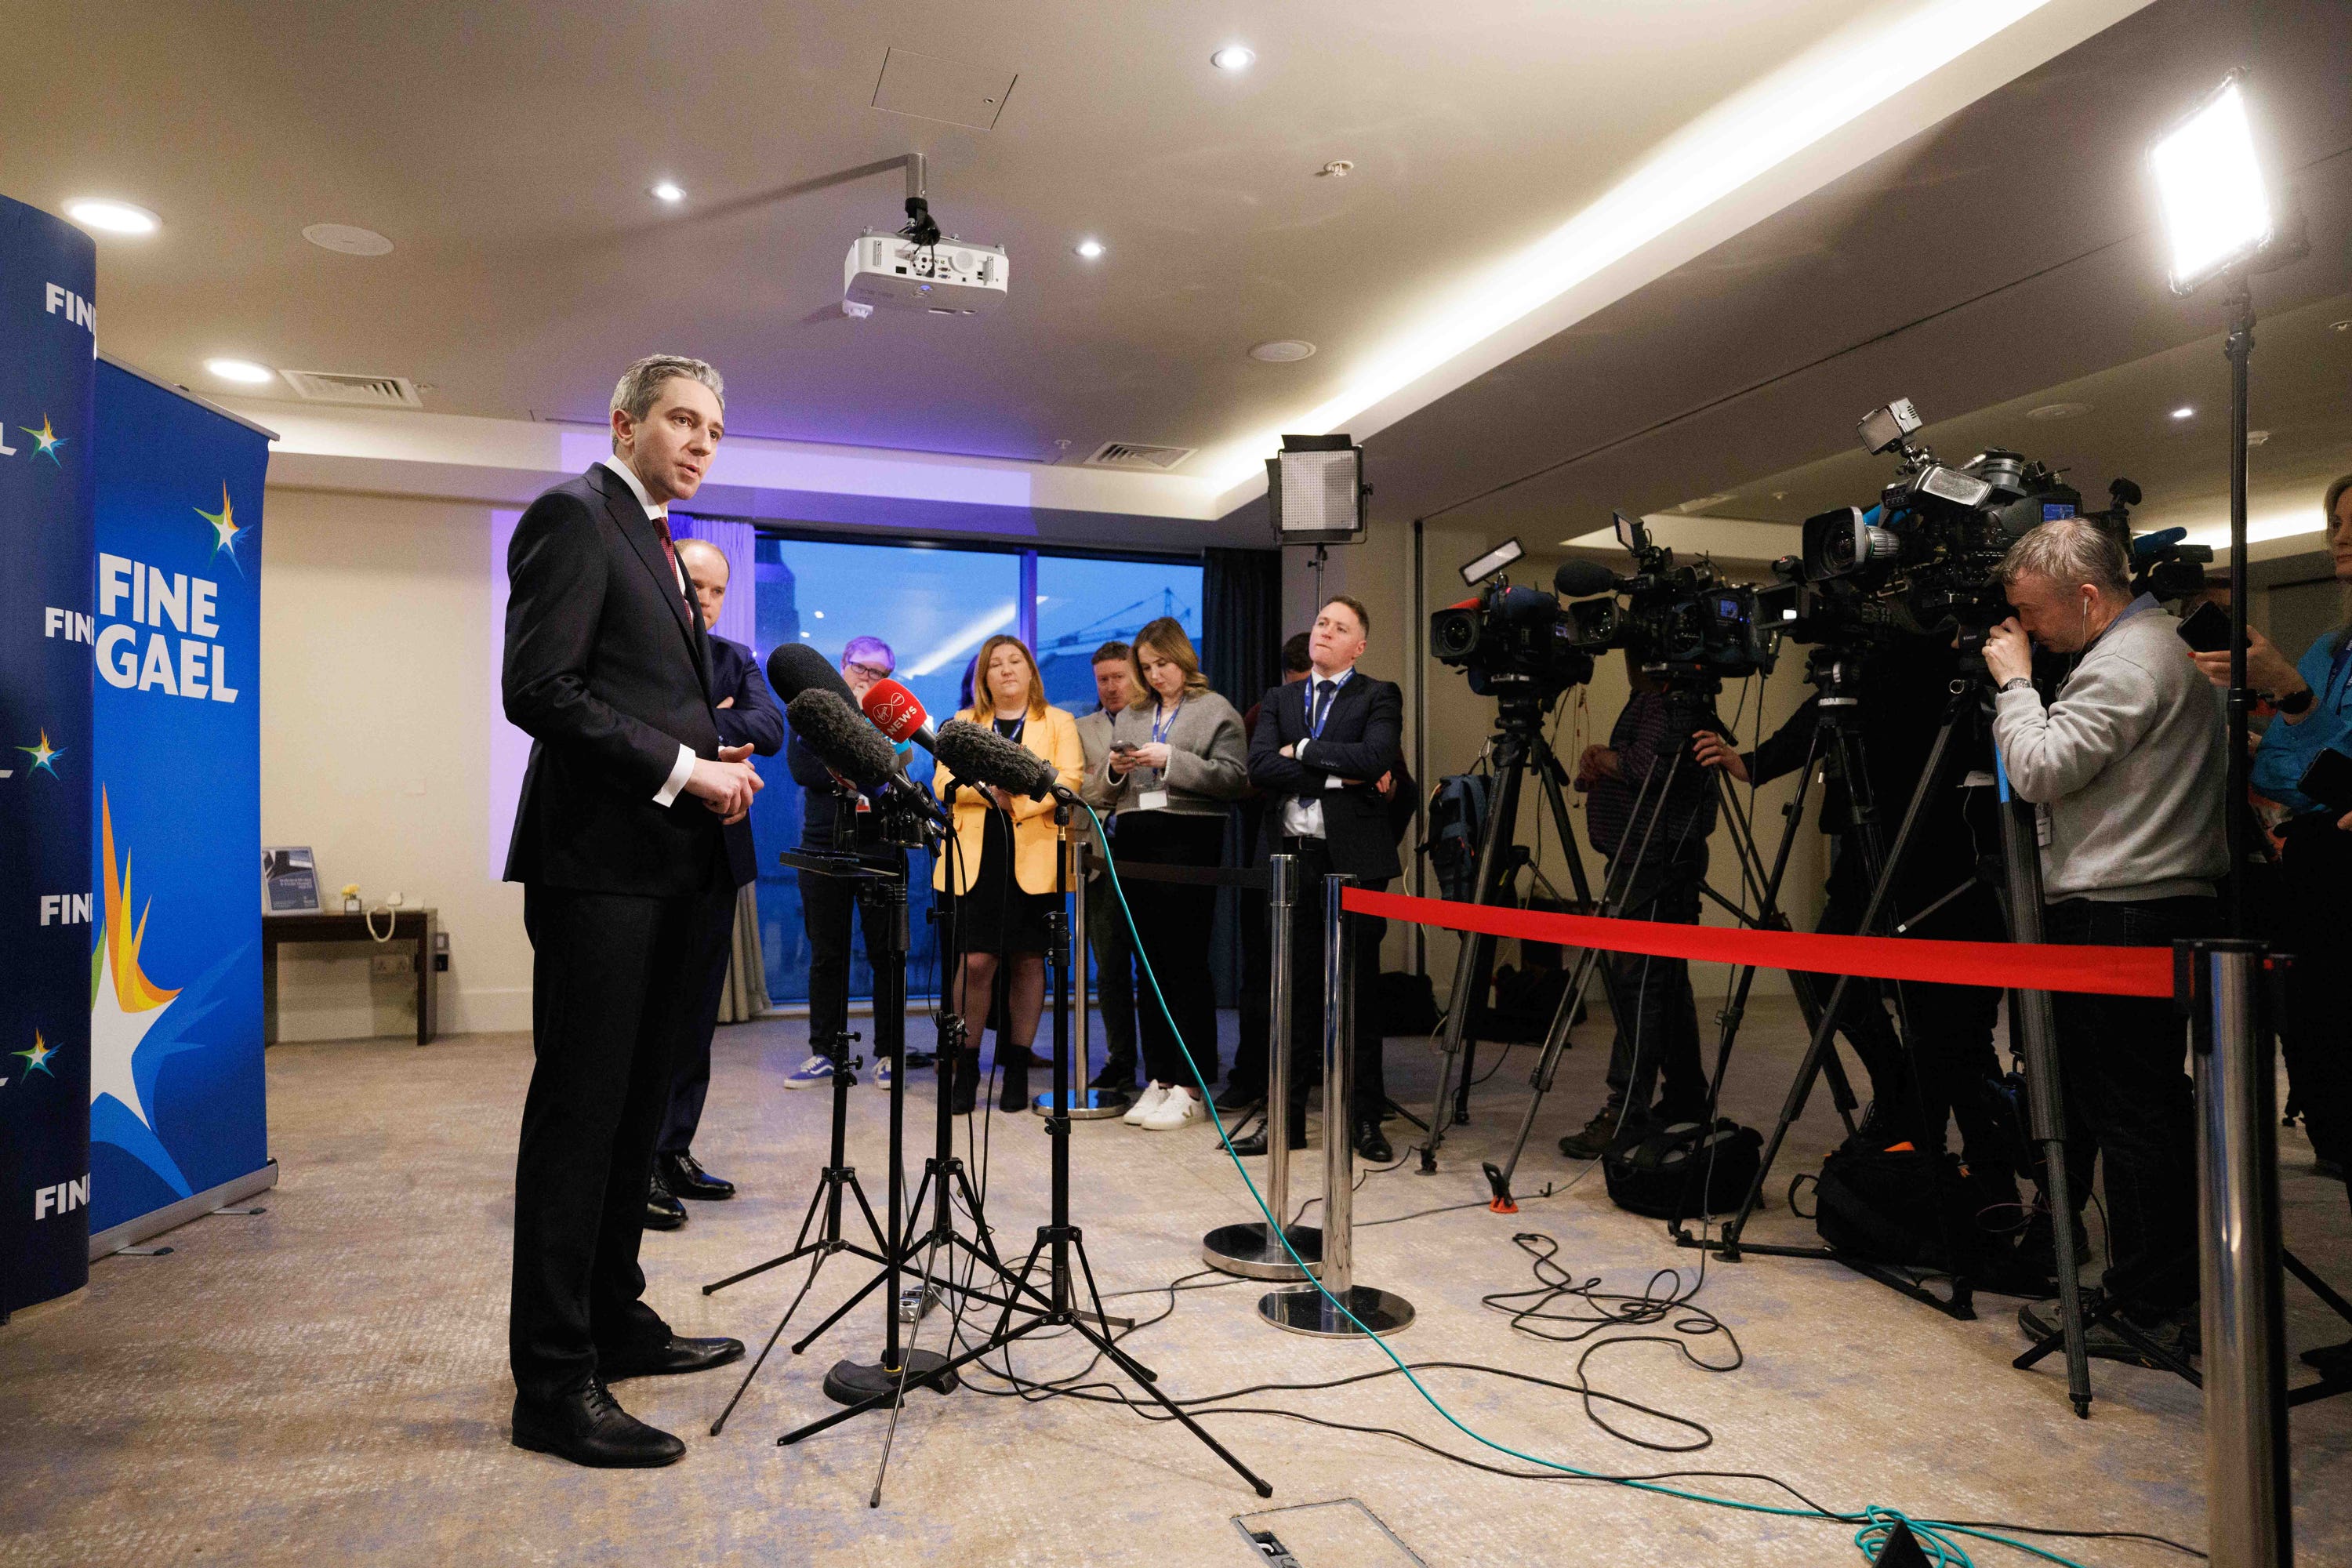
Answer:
[{"left": 652, "top": 516, "right": 681, "bottom": 582}]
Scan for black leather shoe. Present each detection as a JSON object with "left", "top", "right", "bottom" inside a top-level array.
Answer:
[
  {"left": 996, "top": 1045, "right": 1033, "bottom": 1112},
  {"left": 1352, "top": 1118, "right": 1394, "bottom": 1163},
  {"left": 601, "top": 1334, "right": 747, "bottom": 1381},
  {"left": 950, "top": 1049, "right": 980, "bottom": 1115},
  {"left": 1230, "top": 1116, "right": 1307, "bottom": 1156},
  {"left": 512, "top": 1378, "right": 684, "bottom": 1468},
  {"left": 1214, "top": 1081, "right": 1265, "bottom": 1116},
  {"left": 1089, "top": 1057, "right": 1138, "bottom": 1091},
  {"left": 644, "top": 1171, "right": 686, "bottom": 1231},
  {"left": 662, "top": 1150, "right": 735, "bottom": 1201},
  {"left": 1557, "top": 1104, "right": 1623, "bottom": 1161}
]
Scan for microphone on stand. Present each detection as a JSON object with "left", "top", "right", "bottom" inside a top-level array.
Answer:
[
  {"left": 859, "top": 679, "right": 939, "bottom": 757},
  {"left": 768, "top": 642, "right": 862, "bottom": 707},
  {"left": 933, "top": 719, "right": 1066, "bottom": 803},
  {"left": 786, "top": 691, "right": 948, "bottom": 830}
]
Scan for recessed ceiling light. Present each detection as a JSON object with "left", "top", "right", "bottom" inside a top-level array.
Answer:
[
  {"left": 64, "top": 198, "right": 159, "bottom": 235},
  {"left": 2171, "top": 406, "right": 2196, "bottom": 419},
  {"left": 1210, "top": 45, "right": 1254, "bottom": 71},
  {"left": 2026, "top": 401, "right": 2091, "bottom": 421},
  {"left": 652, "top": 180, "right": 686, "bottom": 204},
  {"left": 1074, "top": 238, "right": 1105, "bottom": 259},
  {"left": 204, "top": 358, "right": 275, "bottom": 386},
  {"left": 1248, "top": 340, "right": 1316, "bottom": 363},
  {"left": 1318, "top": 160, "right": 1354, "bottom": 179},
  {"left": 303, "top": 223, "right": 394, "bottom": 256}
]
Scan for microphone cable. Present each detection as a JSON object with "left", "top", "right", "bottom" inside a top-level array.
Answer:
[{"left": 1078, "top": 798, "right": 2187, "bottom": 1568}]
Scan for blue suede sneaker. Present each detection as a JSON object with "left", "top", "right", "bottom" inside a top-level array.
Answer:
[{"left": 784, "top": 1054, "right": 836, "bottom": 1091}]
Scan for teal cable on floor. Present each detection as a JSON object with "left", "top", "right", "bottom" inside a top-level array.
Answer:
[{"left": 1081, "top": 803, "right": 2100, "bottom": 1568}]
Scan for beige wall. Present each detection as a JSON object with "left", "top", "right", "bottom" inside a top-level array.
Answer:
[
  {"left": 1283, "top": 514, "right": 1828, "bottom": 997},
  {"left": 260, "top": 488, "right": 530, "bottom": 1041}
]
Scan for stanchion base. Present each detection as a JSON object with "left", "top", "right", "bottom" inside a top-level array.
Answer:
[
  {"left": 1033, "top": 1089, "right": 1129, "bottom": 1120},
  {"left": 1202, "top": 1221, "right": 1323, "bottom": 1281},
  {"left": 821, "top": 1348, "right": 958, "bottom": 1406},
  {"left": 1256, "top": 1283, "right": 1414, "bottom": 1338}
]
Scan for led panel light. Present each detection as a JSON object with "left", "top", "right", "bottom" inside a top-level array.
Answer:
[
  {"left": 1265, "top": 434, "right": 1364, "bottom": 546},
  {"left": 1459, "top": 538, "right": 1523, "bottom": 586},
  {"left": 2150, "top": 75, "right": 2271, "bottom": 296}
]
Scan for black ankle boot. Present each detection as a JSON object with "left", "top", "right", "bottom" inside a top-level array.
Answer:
[
  {"left": 950, "top": 1049, "right": 980, "bottom": 1115},
  {"left": 996, "top": 1045, "right": 1034, "bottom": 1112}
]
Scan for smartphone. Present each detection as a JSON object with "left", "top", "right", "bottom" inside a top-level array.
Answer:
[
  {"left": 2298, "top": 746, "right": 2352, "bottom": 812},
  {"left": 2176, "top": 601, "right": 2246, "bottom": 654},
  {"left": 1109, "top": 742, "right": 1140, "bottom": 757}
]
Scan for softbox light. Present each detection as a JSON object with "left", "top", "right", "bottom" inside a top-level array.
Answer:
[
  {"left": 2150, "top": 73, "right": 2272, "bottom": 297},
  {"left": 1265, "top": 434, "right": 1366, "bottom": 546}
]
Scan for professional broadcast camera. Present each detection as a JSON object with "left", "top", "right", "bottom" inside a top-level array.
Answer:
[
  {"left": 1428, "top": 566, "right": 1598, "bottom": 700},
  {"left": 1556, "top": 513, "right": 1790, "bottom": 680}
]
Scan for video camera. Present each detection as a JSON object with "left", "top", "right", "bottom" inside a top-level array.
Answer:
[
  {"left": 1556, "top": 513, "right": 1789, "bottom": 681},
  {"left": 1428, "top": 568, "right": 1598, "bottom": 701}
]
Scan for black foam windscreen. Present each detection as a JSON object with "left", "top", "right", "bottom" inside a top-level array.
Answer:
[
  {"left": 767, "top": 641, "right": 858, "bottom": 706},
  {"left": 934, "top": 718, "right": 1058, "bottom": 799},
  {"left": 1552, "top": 558, "right": 1617, "bottom": 598},
  {"left": 785, "top": 690, "right": 897, "bottom": 789}
]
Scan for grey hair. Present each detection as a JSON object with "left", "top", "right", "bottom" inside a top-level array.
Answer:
[
  {"left": 1998, "top": 517, "right": 2129, "bottom": 595},
  {"left": 610, "top": 354, "right": 725, "bottom": 427}
]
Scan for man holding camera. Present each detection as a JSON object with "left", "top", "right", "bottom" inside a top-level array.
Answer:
[
  {"left": 1558, "top": 655, "right": 1724, "bottom": 1160},
  {"left": 1985, "top": 517, "right": 2227, "bottom": 1362}
]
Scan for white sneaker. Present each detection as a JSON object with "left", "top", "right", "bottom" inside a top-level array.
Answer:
[
  {"left": 1141, "top": 1087, "right": 1203, "bottom": 1131},
  {"left": 1123, "top": 1082, "right": 1171, "bottom": 1126}
]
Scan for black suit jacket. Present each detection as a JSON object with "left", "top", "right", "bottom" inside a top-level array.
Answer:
[
  {"left": 1248, "top": 670, "right": 1406, "bottom": 882},
  {"left": 503, "top": 465, "right": 728, "bottom": 896},
  {"left": 708, "top": 633, "right": 780, "bottom": 888}
]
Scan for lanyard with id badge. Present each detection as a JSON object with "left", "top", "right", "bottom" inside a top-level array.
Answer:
[{"left": 1137, "top": 701, "right": 1179, "bottom": 811}]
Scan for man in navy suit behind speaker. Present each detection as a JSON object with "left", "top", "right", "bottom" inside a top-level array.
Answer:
[
  {"left": 1241, "top": 594, "right": 1403, "bottom": 1165},
  {"left": 500, "top": 354, "right": 761, "bottom": 1468}
]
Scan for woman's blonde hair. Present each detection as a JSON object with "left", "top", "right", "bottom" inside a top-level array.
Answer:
[
  {"left": 964, "top": 634, "right": 1047, "bottom": 722},
  {"left": 1126, "top": 617, "right": 1211, "bottom": 710}
]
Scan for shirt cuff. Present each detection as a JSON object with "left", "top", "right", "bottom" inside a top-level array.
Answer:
[
  {"left": 1294, "top": 738, "right": 1311, "bottom": 766},
  {"left": 654, "top": 742, "right": 696, "bottom": 806}
]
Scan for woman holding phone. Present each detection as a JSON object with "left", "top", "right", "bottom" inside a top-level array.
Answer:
[
  {"left": 934, "top": 635, "right": 1083, "bottom": 1112},
  {"left": 1084, "top": 619, "right": 1248, "bottom": 1131}
]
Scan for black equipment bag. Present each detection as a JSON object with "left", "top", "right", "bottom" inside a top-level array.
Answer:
[
  {"left": 1602, "top": 1117, "right": 1762, "bottom": 1221},
  {"left": 1371, "top": 971, "right": 1441, "bottom": 1037},
  {"left": 1811, "top": 1138, "right": 2009, "bottom": 1272},
  {"left": 1423, "top": 772, "right": 1492, "bottom": 902}
]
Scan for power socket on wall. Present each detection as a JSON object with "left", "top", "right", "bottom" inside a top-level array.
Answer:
[{"left": 370, "top": 953, "right": 412, "bottom": 977}]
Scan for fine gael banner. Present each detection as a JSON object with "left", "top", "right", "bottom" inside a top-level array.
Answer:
[
  {"left": 87, "top": 358, "right": 274, "bottom": 1244},
  {"left": 0, "top": 194, "right": 97, "bottom": 1316}
]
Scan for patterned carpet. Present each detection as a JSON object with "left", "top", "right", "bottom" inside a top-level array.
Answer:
[{"left": 4, "top": 997, "right": 2347, "bottom": 1566}]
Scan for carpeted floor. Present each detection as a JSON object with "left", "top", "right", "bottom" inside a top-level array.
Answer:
[{"left": 4, "top": 997, "right": 2348, "bottom": 1566}]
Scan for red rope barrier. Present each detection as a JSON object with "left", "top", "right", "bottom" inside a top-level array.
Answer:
[{"left": 1344, "top": 887, "right": 2173, "bottom": 999}]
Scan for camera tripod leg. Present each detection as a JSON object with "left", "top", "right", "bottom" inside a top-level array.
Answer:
[{"left": 1421, "top": 739, "right": 1530, "bottom": 1170}]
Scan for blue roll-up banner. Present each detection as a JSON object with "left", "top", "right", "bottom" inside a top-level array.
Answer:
[
  {"left": 1, "top": 196, "right": 97, "bottom": 1315},
  {"left": 85, "top": 361, "right": 272, "bottom": 1244}
]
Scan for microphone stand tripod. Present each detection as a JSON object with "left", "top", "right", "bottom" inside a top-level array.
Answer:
[{"left": 781, "top": 793, "right": 1274, "bottom": 1501}]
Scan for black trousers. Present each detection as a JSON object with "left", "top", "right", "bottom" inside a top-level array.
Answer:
[
  {"left": 797, "top": 855, "right": 896, "bottom": 1045},
  {"left": 512, "top": 864, "right": 735, "bottom": 1401},
  {"left": 1086, "top": 869, "right": 1139, "bottom": 1075},
  {"left": 2045, "top": 893, "right": 2215, "bottom": 1316},
  {"left": 2278, "top": 821, "right": 2352, "bottom": 1178},
  {"left": 1277, "top": 838, "right": 1387, "bottom": 1123},
  {"left": 659, "top": 884, "right": 744, "bottom": 1156},
  {"left": 1600, "top": 839, "right": 1708, "bottom": 1122},
  {"left": 1119, "top": 811, "right": 1226, "bottom": 1087}
]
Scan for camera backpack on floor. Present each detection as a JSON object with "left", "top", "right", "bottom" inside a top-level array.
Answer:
[
  {"left": 1602, "top": 1116, "right": 1762, "bottom": 1221},
  {"left": 1808, "top": 1138, "right": 2007, "bottom": 1272}
]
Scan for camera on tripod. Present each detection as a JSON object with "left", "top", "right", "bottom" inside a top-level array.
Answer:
[
  {"left": 1556, "top": 512, "right": 1790, "bottom": 681},
  {"left": 1428, "top": 565, "right": 1598, "bottom": 700},
  {"left": 1788, "top": 397, "right": 2103, "bottom": 649}
]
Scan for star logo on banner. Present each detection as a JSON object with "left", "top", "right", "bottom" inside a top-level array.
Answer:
[
  {"left": 20, "top": 414, "right": 65, "bottom": 465},
  {"left": 13, "top": 1031, "right": 59, "bottom": 1079},
  {"left": 90, "top": 789, "right": 182, "bottom": 1134},
  {"left": 195, "top": 483, "right": 244, "bottom": 568},
  {"left": 16, "top": 729, "right": 64, "bottom": 777}
]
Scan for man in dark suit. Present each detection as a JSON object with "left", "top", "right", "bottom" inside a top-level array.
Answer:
[
  {"left": 646, "top": 536, "right": 782, "bottom": 1227},
  {"left": 501, "top": 355, "right": 759, "bottom": 1468},
  {"left": 1240, "top": 595, "right": 1404, "bottom": 1163}
]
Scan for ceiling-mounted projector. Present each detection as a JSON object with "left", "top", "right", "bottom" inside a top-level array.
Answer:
[{"left": 843, "top": 227, "right": 1010, "bottom": 317}]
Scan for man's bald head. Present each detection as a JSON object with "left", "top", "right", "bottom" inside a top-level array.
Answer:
[{"left": 676, "top": 538, "right": 731, "bottom": 631}]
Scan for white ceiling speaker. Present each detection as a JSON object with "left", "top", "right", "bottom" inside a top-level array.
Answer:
[
  {"left": 1249, "top": 340, "right": 1316, "bottom": 363},
  {"left": 303, "top": 223, "right": 394, "bottom": 256}
]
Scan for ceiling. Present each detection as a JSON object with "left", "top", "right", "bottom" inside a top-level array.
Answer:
[
  {"left": 1379, "top": 0, "right": 2352, "bottom": 564},
  {"left": 5, "top": 0, "right": 1904, "bottom": 468}
]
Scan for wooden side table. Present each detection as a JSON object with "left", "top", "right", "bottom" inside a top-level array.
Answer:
[{"left": 261, "top": 909, "right": 438, "bottom": 1047}]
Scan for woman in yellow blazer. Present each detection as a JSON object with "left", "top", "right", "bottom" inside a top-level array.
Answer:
[{"left": 933, "top": 634, "right": 1083, "bottom": 1112}]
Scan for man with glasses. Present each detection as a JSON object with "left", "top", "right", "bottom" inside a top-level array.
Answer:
[{"left": 783, "top": 636, "right": 902, "bottom": 1091}]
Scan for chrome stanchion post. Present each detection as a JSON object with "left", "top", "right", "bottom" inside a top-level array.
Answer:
[
  {"left": 1204, "top": 854, "right": 1320, "bottom": 1279},
  {"left": 1040, "top": 843, "right": 1126, "bottom": 1119},
  {"left": 1258, "top": 873, "right": 1412, "bottom": 1337},
  {"left": 2185, "top": 938, "right": 2292, "bottom": 1568}
]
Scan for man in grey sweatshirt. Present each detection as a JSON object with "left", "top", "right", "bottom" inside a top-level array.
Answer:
[{"left": 1986, "top": 517, "right": 2224, "bottom": 1363}]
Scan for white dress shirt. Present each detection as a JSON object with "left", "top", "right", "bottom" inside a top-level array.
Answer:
[
  {"left": 1279, "top": 666, "right": 1354, "bottom": 839},
  {"left": 598, "top": 456, "right": 700, "bottom": 808}
]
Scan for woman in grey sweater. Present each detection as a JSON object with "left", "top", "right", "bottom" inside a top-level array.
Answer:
[{"left": 1083, "top": 618, "right": 1249, "bottom": 1130}]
